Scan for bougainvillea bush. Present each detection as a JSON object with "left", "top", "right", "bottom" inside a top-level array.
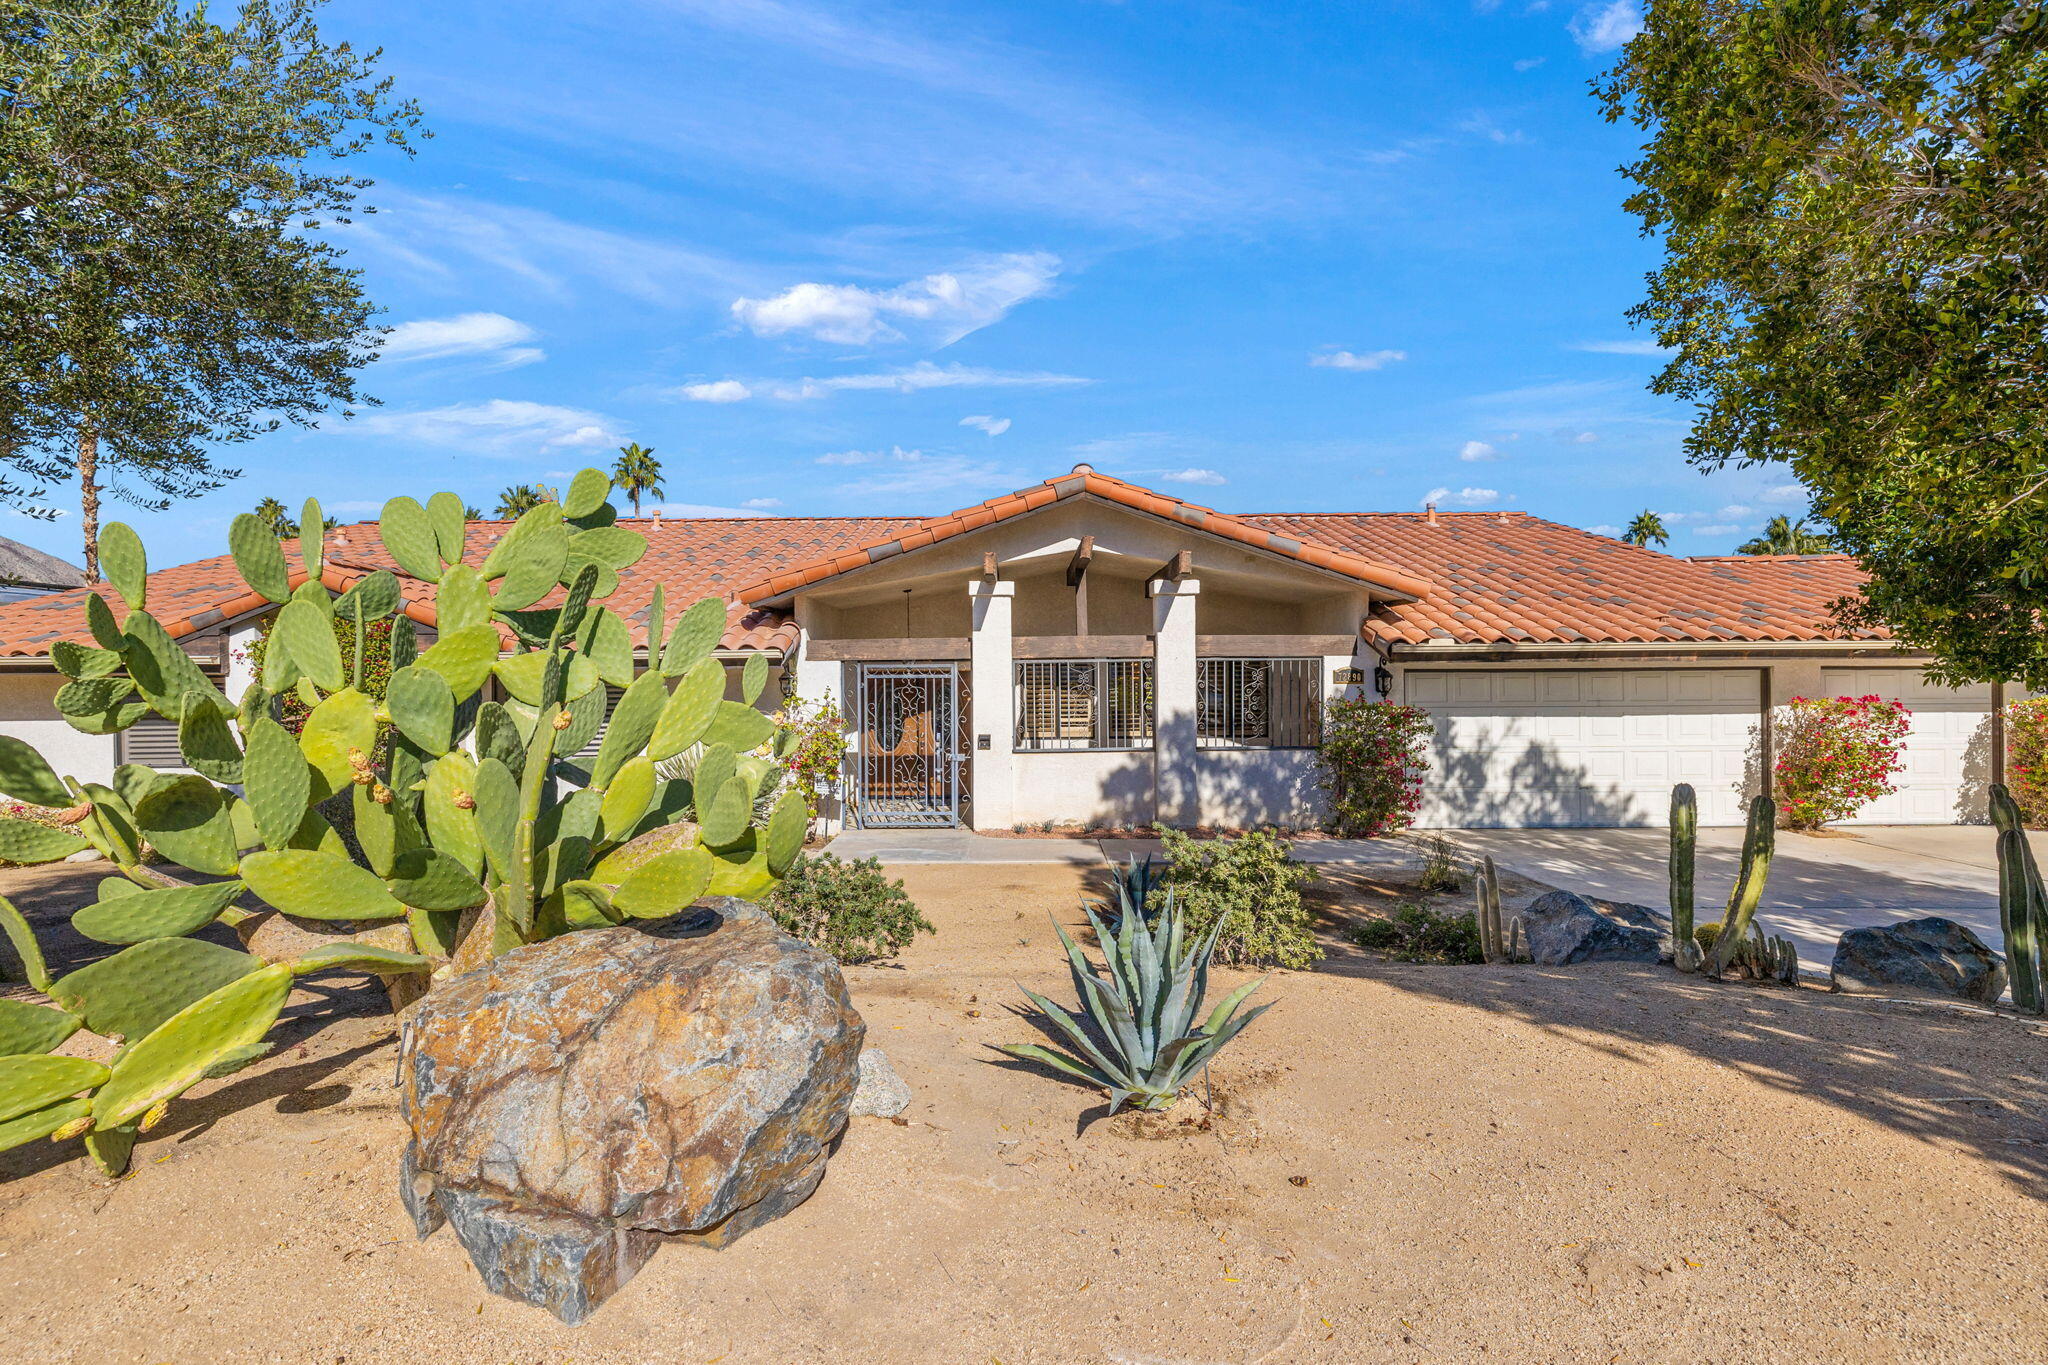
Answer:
[
  {"left": 1773, "top": 695, "right": 1912, "bottom": 830},
  {"left": 1314, "top": 698, "right": 1434, "bottom": 837},
  {"left": 2007, "top": 696, "right": 2048, "bottom": 829},
  {"left": 773, "top": 694, "right": 849, "bottom": 821}
]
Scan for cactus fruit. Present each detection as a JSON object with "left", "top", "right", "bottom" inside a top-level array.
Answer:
[{"left": 0, "top": 465, "right": 811, "bottom": 1172}]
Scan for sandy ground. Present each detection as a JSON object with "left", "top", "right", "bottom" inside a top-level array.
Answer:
[{"left": 5, "top": 859, "right": 2048, "bottom": 1364}]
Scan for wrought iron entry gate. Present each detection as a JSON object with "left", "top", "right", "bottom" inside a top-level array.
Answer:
[{"left": 853, "top": 664, "right": 965, "bottom": 828}]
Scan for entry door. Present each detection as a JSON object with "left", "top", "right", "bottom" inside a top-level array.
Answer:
[{"left": 854, "top": 665, "right": 962, "bottom": 828}]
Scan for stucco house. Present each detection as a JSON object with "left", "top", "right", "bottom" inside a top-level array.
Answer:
[{"left": 0, "top": 466, "right": 2008, "bottom": 832}]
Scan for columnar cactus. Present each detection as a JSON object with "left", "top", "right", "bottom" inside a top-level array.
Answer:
[
  {"left": 0, "top": 468, "right": 807, "bottom": 1173},
  {"left": 1668, "top": 784, "right": 1703, "bottom": 973},
  {"left": 1474, "top": 854, "right": 1512, "bottom": 964},
  {"left": 1990, "top": 783, "right": 2046, "bottom": 1015},
  {"left": 1706, "top": 793, "right": 1777, "bottom": 981}
]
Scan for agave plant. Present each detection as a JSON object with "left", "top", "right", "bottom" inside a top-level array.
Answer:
[
  {"left": 999, "top": 884, "right": 1270, "bottom": 1113},
  {"left": 0, "top": 467, "right": 807, "bottom": 1174},
  {"left": 1090, "top": 852, "right": 1164, "bottom": 931}
]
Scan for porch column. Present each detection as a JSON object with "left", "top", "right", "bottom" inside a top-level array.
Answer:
[
  {"left": 967, "top": 579, "right": 1015, "bottom": 830},
  {"left": 1150, "top": 577, "right": 1201, "bottom": 827}
]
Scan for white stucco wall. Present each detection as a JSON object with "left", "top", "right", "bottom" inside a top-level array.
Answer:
[
  {"left": 1195, "top": 749, "right": 1325, "bottom": 827},
  {"left": 1007, "top": 750, "right": 1156, "bottom": 826},
  {"left": 0, "top": 671, "right": 115, "bottom": 791}
]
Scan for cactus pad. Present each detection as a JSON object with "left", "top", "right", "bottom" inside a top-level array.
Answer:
[
  {"left": 51, "top": 639, "right": 123, "bottom": 679},
  {"left": 0, "top": 895, "right": 51, "bottom": 991},
  {"left": 764, "top": 791, "right": 807, "bottom": 877},
  {"left": 386, "top": 665, "right": 457, "bottom": 755},
  {"left": 0, "top": 736, "right": 75, "bottom": 807},
  {"left": 0, "top": 1055, "right": 110, "bottom": 1125},
  {"left": 229, "top": 512, "right": 293, "bottom": 603},
  {"left": 177, "top": 693, "right": 245, "bottom": 784},
  {"left": 414, "top": 624, "right": 501, "bottom": 699},
  {"left": 73, "top": 879, "right": 245, "bottom": 945},
  {"left": 99, "top": 522, "right": 147, "bottom": 609},
  {"left": 380, "top": 496, "right": 444, "bottom": 581},
  {"left": 698, "top": 776, "right": 752, "bottom": 848},
  {"left": 49, "top": 936, "right": 264, "bottom": 1041},
  {"left": 561, "top": 467, "right": 612, "bottom": 517},
  {"left": 598, "top": 755, "right": 656, "bottom": 840},
  {"left": 273, "top": 597, "right": 345, "bottom": 691},
  {"left": 0, "top": 998, "right": 83, "bottom": 1055},
  {"left": 118, "top": 608, "right": 229, "bottom": 719},
  {"left": 704, "top": 699, "right": 776, "bottom": 753},
  {"left": 610, "top": 847, "right": 713, "bottom": 919},
  {"left": 134, "top": 774, "right": 240, "bottom": 876},
  {"left": 91, "top": 962, "right": 293, "bottom": 1131},
  {"left": 387, "top": 847, "right": 489, "bottom": 911},
  {"left": 242, "top": 715, "right": 313, "bottom": 850},
  {"left": 297, "top": 687, "right": 378, "bottom": 795},
  {"left": 238, "top": 850, "right": 408, "bottom": 921},
  {"left": 590, "top": 671, "right": 666, "bottom": 787},
  {"left": 740, "top": 652, "right": 768, "bottom": 705},
  {"left": 491, "top": 522, "right": 570, "bottom": 611},
  {"left": 288, "top": 944, "right": 434, "bottom": 977},
  {"left": 0, "top": 817, "right": 88, "bottom": 866},
  {"left": 0, "top": 1096, "right": 91, "bottom": 1155},
  {"left": 435, "top": 564, "right": 492, "bottom": 634}
]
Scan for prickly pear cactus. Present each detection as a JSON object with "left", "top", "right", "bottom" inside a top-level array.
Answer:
[{"left": 0, "top": 468, "right": 808, "bottom": 1173}]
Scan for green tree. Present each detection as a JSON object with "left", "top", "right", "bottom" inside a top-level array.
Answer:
[
  {"left": 494, "top": 484, "right": 547, "bottom": 519},
  {"left": 1598, "top": 2, "right": 2048, "bottom": 686},
  {"left": 1622, "top": 510, "right": 1668, "bottom": 548},
  {"left": 250, "top": 496, "right": 334, "bottom": 538},
  {"left": 611, "top": 442, "right": 663, "bottom": 516},
  {"left": 1738, "top": 515, "right": 1833, "bottom": 556},
  {"left": 0, "top": 0, "right": 425, "bottom": 581},
  {"left": 461, "top": 503, "right": 483, "bottom": 521}
]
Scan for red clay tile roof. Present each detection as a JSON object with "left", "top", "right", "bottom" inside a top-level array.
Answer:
[
  {"left": 730, "top": 468, "right": 1436, "bottom": 604},
  {"left": 0, "top": 492, "right": 1881, "bottom": 660},
  {"left": 1236, "top": 512, "right": 1877, "bottom": 647}
]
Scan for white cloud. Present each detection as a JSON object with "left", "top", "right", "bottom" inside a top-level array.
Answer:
[
  {"left": 1569, "top": 0, "right": 1643, "bottom": 54},
  {"left": 817, "top": 446, "right": 920, "bottom": 466},
  {"left": 1586, "top": 524, "right": 1621, "bottom": 537},
  {"left": 1693, "top": 524, "right": 1740, "bottom": 536},
  {"left": 1456, "top": 113, "right": 1526, "bottom": 145},
  {"left": 1071, "top": 431, "right": 1174, "bottom": 461},
  {"left": 731, "top": 252, "right": 1060, "bottom": 346},
  {"left": 832, "top": 453, "right": 1005, "bottom": 499},
  {"left": 381, "top": 312, "right": 543, "bottom": 368},
  {"left": 1160, "top": 468, "right": 1226, "bottom": 486},
  {"left": 740, "top": 497, "right": 784, "bottom": 510},
  {"left": 1718, "top": 504, "right": 1754, "bottom": 518},
  {"left": 1459, "top": 440, "right": 1500, "bottom": 462},
  {"left": 1567, "top": 430, "right": 1598, "bottom": 443},
  {"left": 1311, "top": 347, "right": 1407, "bottom": 371},
  {"left": 678, "top": 380, "right": 753, "bottom": 403},
  {"left": 1514, "top": 56, "right": 1547, "bottom": 71},
  {"left": 1762, "top": 483, "right": 1808, "bottom": 504},
  {"left": 671, "top": 362, "right": 1089, "bottom": 403},
  {"left": 1421, "top": 486, "right": 1499, "bottom": 507},
  {"left": 359, "top": 399, "right": 622, "bottom": 456},
  {"left": 960, "top": 414, "right": 1012, "bottom": 436},
  {"left": 1571, "top": 338, "right": 1671, "bottom": 356}
]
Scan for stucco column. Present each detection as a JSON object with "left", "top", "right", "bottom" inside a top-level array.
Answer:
[
  {"left": 967, "top": 579, "right": 1015, "bottom": 830},
  {"left": 1150, "top": 577, "right": 1201, "bottom": 828}
]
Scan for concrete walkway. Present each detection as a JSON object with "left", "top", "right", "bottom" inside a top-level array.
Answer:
[
  {"left": 1439, "top": 825, "right": 2002, "bottom": 972},
  {"left": 823, "top": 828, "right": 1415, "bottom": 868}
]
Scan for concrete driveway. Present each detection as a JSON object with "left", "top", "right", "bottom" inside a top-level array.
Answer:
[{"left": 1440, "top": 825, "right": 2003, "bottom": 972}]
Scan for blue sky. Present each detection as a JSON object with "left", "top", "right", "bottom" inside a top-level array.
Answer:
[{"left": 18, "top": 0, "right": 1816, "bottom": 569}]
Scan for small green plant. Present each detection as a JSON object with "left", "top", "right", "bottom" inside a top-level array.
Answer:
[
  {"left": 998, "top": 893, "right": 1270, "bottom": 1113},
  {"left": 1348, "top": 902, "right": 1485, "bottom": 963},
  {"left": 1415, "top": 834, "right": 1464, "bottom": 893},
  {"left": 763, "top": 854, "right": 934, "bottom": 964},
  {"left": 1158, "top": 828, "right": 1321, "bottom": 970}
]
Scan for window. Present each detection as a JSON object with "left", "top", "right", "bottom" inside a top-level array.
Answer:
[
  {"left": 1014, "top": 660, "right": 1153, "bottom": 751},
  {"left": 1198, "top": 658, "right": 1322, "bottom": 749},
  {"left": 116, "top": 715, "right": 188, "bottom": 768}
]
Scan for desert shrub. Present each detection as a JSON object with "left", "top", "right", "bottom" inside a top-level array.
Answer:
[
  {"left": 764, "top": 853, "right": 934, "bottom": 964},
  {"left": 1348, "top": 903, "right": 1484, "bottom": 964},
  {"left": 773, "top": 694, "right": 848, "bottom": 818},
  {"left": 1315, "top": 697, "right": 1433, "bottom": 837},
  {"left": 2007, "top": 696, "right": 2048, "bottom": 829},
  {"left": 1158, "top": 828, "right": 1321, "bottom": 969},
  {"left": 1415, "top": 834, "right": 1464, "bottom": 892},
  {"left": 1773, "top": 694, "right": 1911, "bottom": 830}
]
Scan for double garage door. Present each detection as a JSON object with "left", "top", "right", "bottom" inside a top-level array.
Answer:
[{"left": 1409, "top": 666, "right": 1997, "bottom": 828}]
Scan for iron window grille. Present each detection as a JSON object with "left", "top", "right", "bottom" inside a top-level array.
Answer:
[
  {"left": 1197, "top": 658, "right": 1322, "bottom": 749},
  {"left": 1014, "top": 659, "right": 1153, "bottom": 751}
]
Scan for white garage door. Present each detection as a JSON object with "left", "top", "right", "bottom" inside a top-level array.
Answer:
[
  {"left": 1817, "top": 668, "right": 1993, "bottom": 824},
  {"left": 1409, "top": 668, "right": 1761, "bottom": 829}
]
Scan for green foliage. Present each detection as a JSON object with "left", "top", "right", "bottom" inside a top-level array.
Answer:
[
  {"left": 1314, "top": 698, "right": 1432, "bottom": 838},
  {"left": 0, "top": 0, "right": 423, "bottom": 573},
  {"left": 1415, "top": 834, "right": 1464, "bottom": 893},
  {"left": 998, "top": 893, "right": 1271, "bottom": 1113},
  {"left": 1736, "top": 516, "right": 1833, "bottom": 556},
  {"left": 610, "top": 443, "right": 664, "bottom": 515},
  {"left": 764, "top": 854, "right": 934, "bottom": 964},
  {"left": 2003, "top": 698, "right": 2048, "bottom": 830},
  {"left": 1599, "top": 3, "right": 2048, "bottom": 687},
  {"left": 0, "top": 464, "right": 804, "bottom": 1173},
  {"left": 1622, "top": 510, "right": 1668, "bottom": 548},
  {"left": 1158, "top": 828, "right": 1321, "bottom": 970},
  {"left": 1348, "top": 903, "right": 1484, "bottom": 964}
]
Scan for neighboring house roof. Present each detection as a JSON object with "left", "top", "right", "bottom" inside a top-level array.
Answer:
[
  {"left": 732, "top": 467, "right": 1435, "bottom": 604},
  {"left": 0, "top": 536, "right": 85, "bottom": 592},
  {"left": 1243, "top": 511, "right": 1876, "bottom": 648},
  {"left": 0, "top": 478, "right": 1878, "bottom": 661},
  {"left": 0, "top": 516, "right": 917, "bottom": 659}
]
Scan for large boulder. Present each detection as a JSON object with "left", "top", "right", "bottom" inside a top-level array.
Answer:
[
  {"left": 1520, "top": 890, "right": 1670, "bottom": 966},
  {"left": 396, "top": 898, "right": 864, "bottom": 1323},
  {"left": 1830, "top": 917, "right": 2007, "bottom": 1004}
]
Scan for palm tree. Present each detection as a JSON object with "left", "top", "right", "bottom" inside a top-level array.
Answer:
[
  {"left": 611, "top": 443, "right": 664, "bottom": 516},
  {"left": 461, "top": 504, "right": 483, "bottom": 522},
  {"left": 495, "top": 484, "right": 547, "bottom": 519},
  {"left": 1622, "top": 510, "right": 1668, "bottom": 548},
  {"left": 253, "top": 497, "right": 292, "bottom": 537},
  {"left": 1737, "top": 515, "right": 1833, "bottom": 555}
]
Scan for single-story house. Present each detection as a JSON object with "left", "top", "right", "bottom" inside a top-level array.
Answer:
[
  {"left": 0, "top": 466, "right": 2011, "bottom": 831},
  {"left": 0, "top": 536, "right": 86, "bottom": 604}
]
